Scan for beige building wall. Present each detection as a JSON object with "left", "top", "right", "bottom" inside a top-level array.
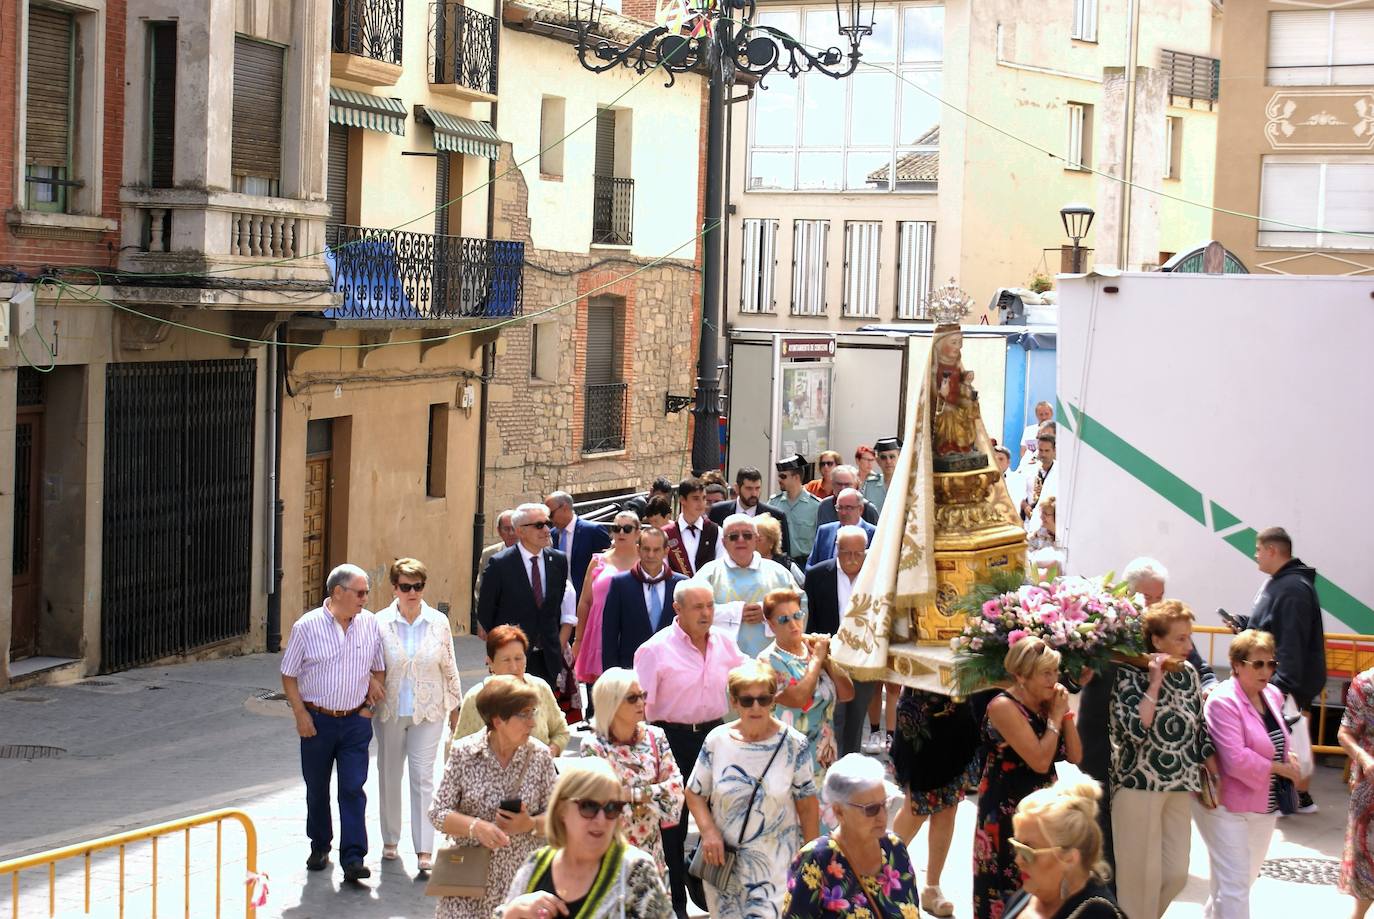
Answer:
[
  {"left": 726, "top": 0, "right": 1220, "bottom": 331},
  {"left": 1211, "top": 0, "right": 1374, "bottom": 276}
]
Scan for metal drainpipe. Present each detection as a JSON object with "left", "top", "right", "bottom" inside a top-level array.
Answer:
[
  {"left": 266, "top": 324, "right": 285, "bottom": 652},
  {"left": 470, "top": 98, "right": 498, "bottom": 634},
  {"left": 1117, "top": 0, "right": 1142, "bottom": 268}
]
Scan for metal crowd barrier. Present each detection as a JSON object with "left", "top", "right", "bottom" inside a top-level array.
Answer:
[
  {"left": 1194, "top": 624, "right": 1374, "bottom": 757},
  {"left": 1, "top": 809, "right": 258, "bottom": 919}
]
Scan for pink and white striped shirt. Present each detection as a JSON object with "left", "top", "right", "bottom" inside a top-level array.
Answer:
[{"left": 281, "top": 605, "right": 385, "bottom": 711}]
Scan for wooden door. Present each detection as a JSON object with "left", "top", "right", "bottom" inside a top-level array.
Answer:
[
  {"left": 302, "top": 455, "right": 330, "bottom": 610},
  {"left": 10, "top": 410, "right": 43, "bottom": 659}
]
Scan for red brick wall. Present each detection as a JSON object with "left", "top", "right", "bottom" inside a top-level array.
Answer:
[
  {"left": 618, "top": 0, "right": 658, "bottom": 25},
  {"left": 570, "top": 270, "right": 639, "bottom": 455},
  {"left": 1, "top": 0, "right": 125, "bottom": 274}
]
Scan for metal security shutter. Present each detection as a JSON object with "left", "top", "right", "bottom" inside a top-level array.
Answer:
[
  {"left": 897, "top": 221, "right": 936, "bottom": 319},
  {"left": 26, "top": 6, "right": 74, "bottom": 170},
  {"left": 594, "top": 108, "right": 616, "bottom": 177},
  {"left": 435, "top": 152, "right": 452, "bottom": 236},
  {"left": 791, "top": 219, "right": 829, "bottom": 316},
  {"left": 232, "top": 37, "right": 284, "bottom": 185},
  {"left": 740, "top": 218, "right": 778, "bottom": 314},
  {"left": 149, "top": 23, "right": 177, "bottom": 188},
  {"left": 326, "top": 124, "right": 350, "bottom": 232},
  {"left": 842, "top": 221, "right": 881, "bottom": 317},
  {"left": 585, "top": 297, "right": 620, "bottom": 385}
]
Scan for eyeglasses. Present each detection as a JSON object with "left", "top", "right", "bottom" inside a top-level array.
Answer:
[
  {"left": 773, "top": 611, "right": 805, "bottom": 626},
  {"left": 1241, "top": 659, "right": 1279, "bottom": 671},
  {"left": 1009, "top": 838, "right": 1062, "bottom": 864},
  {"left": 571, "top": 799, "right": 629, "bottom": 820},
  {"left": 396, "top": 582, "right": 425, "bottom": 593},
  {"left": 819, "top": 460, "right": 837, "bottom": 468},
  {"left": 512, "top": 708, "right": 538, "bottom": 722},
  {"left": 843, "top": 801, "right": 886, "bottom": 818},
  {"left": 623, "top": 691, "right": 648, "bottom": 705},
  {"left": 345, "top": 586, "right": 370, "bottom": 597},
  {"left": 520, "top": 520, "right": 551, "bottom": 529},
  {"left": 734, "top": 693, "right": 774, "bottom": 708},
  {"left": 725, "top": 532, "right": 755, "bottom": 542}
]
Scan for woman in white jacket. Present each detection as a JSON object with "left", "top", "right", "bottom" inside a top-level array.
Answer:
[{"left": 375, "top": 557, "right": 463, "bottom": 871}]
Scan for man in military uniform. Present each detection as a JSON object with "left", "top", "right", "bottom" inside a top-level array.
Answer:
[{"left": 769, "top": 453, "right": 821, "bottom": 569}]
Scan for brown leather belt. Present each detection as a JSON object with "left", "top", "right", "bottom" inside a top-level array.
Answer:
[
  {"left": 305, "top": 702, "right": 365, "bottom": 718},
  {"left": 653, "top": 718, "right": 723, "bottom": 734}
]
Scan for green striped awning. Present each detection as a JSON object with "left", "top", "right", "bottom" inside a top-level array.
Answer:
[
  {"left": 415, "top": 105, "right": 502, "bottom": 159},
  {"left": 328, "top": 86, "right": 406, "bottom": 136}
]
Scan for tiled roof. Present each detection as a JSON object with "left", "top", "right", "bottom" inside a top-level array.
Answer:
[
  {"left": 504, "top": 0, "right": 661, "bottom": 48},
  {"left": 870, "top": 126, "right": 940, "bottom": 184}
]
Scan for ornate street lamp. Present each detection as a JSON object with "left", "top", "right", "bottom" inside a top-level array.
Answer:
[
  {"left": 567, "top": 0, "right": 876, "bottom": 473},
  {"left": 1060, "top": 203, "right": 1095, "bottom": 274}
]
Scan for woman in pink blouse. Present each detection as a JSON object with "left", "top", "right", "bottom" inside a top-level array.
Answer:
[
  {"left": 572, "top": 511, "right": 642, "bottom": 686},
  {"left": 580, "top": 667, "right": 685, "bottom": 874}
]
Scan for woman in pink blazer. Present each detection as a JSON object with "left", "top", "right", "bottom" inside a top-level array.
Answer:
[{"left": 1194, "top": 629, "right": 1303, "bottom": 918}]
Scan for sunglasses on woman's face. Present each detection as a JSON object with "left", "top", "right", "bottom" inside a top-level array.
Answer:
[
  {"left": 623, "top": 691, "right": 648, "bottom": 705},
  {"left": 396, "top": 582, "right": 425, "bottom": 593},
  {"left": 734, "top": 693, "right": 773, "bottom": 709},
  {"left": 610, "top": 524, "right": 638, "bottom": 535},
  {"left": 572, "top": 799, "right": 628, "bottom": 819},
  {"left": 1240, "top": 658, "right": 1279, "bottom": 671},
  {"left": 773, "top": 611, "right": 805, "bottom": 626},
  {"left": 843, "top": 801, "right": 885, "bottom": 818},
  {"left": 1009, "top": 838, "right": 1061, "bottom": 864}
]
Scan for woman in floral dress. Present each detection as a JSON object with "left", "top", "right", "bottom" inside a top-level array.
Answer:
[
  {"left": 580, "top": 668, "right": 685, "bottom": 874},
  {"left": 760, "top": 589, "right": 854, "bottom": 781},
  {"left": 784, "top": 754, "right": 921, "bottom": 918},
  {"left": 973, "top": 638, "right": 1081, "bottom": 919},
  {"left": 1340, "top": 666, "right": 1374, "bottom": 918}
]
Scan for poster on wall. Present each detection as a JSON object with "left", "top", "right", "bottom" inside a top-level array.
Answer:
[{"left": 780, "top": 363, "right": 832, "bottom": 459}]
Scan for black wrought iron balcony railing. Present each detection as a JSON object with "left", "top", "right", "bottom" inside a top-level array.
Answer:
[
  {"left": 583, "top": 382, "right": 629, "bottom": 453},
  {"left": 324, "top": 225, "right": 524, "bottom": 320},
  {"left": 431, "top": 1, "right": 499, "bottom": 96},
  {"left": 592, "top": 175, "right": 634, "bottom": 246},
  {"left": 1160, "top": 49, "right": 1220, "bottom": 107},
  {"left": 332, "top": 0, "right": 404, "bottom": 65}
]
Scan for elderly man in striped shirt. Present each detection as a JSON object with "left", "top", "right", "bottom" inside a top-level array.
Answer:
[{"left": 281, "top": 563, "right": 386, "bottom": 883}]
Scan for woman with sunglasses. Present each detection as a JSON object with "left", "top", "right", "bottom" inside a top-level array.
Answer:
[
  {"left": 687, "top": 660, "right": 821, "bottom": 918},
  {"left": 496, "top": 758, "right": 670, "bottom": 919},
  {"left": 572, "top": 511, "right": 644, "bottom": 691},
  {"left": 1002, "top": 778, "right": 1124, "bottom": 919},
  {"left": 1194, "top": 629, "right": 1300, "bottom": 919},
  {"left": 783, "top": 753, "right": 923, "bottom": 917},
  {"left": 760, "top": 589, "right": 854, "bottom": 779},
  {"left": 374, "top": 557, "right": 463, "bottom": 871},
  {"left": 580, "top": 668, "right": 685, "bottom": 875},
  {"left": 974, "top": 637, "right": 1082, "bottom": 919}
]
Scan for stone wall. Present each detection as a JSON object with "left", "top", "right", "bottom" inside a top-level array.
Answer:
[{"left": 483, "top": 144, "right": 699, "bottom": 539}]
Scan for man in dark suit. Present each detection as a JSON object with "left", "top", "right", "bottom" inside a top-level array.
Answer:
[
  {"left": 806, "top": 527, "right": 878, "bottom": 755},
  {"left": 808, "top": 489, "right": 876, "bottom": 568},
  {"left": 816, "top": 464, "right": 880, "bottom": 526},
  {"left": 546, "top": 490, "right": 612, "bottom": 597},
  {"left": 707, "top": 466, "right": 791, "bottom": 558},
  {"left": 477, "top": 502, "right": 577, "bottom": 687},
  {"left": 602, "top": 526, "right": 687, "bottom": 670},
  {"left": 662, "top": 477, "right": 719, "bottom": 576}
]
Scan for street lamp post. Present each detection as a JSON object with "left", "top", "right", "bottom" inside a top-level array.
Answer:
[
  {"left": 567, "top": 0, "right": 876, "bottom": 474},
  {"left": 1060, "top": 203, "right": 1095, "bottom": 275}
]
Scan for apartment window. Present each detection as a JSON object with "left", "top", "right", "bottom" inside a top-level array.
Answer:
[
  {"left": 896, "top": 221, "right": 936, "bottom": 320},
  {"left": 530, "top": 321, "right": 558, "bottom": 381},
  {"left": 748, "top": 4, "right": 943, "bottom": 193},
  {"left": 842, "top": 222, "right": 882, "bottom": 318},
  {"left": 1259, "top": 158, "right": 1374, "bottom": 251},
  {"left": 740, "top": 218, "right": 779, "bottom": 314},
  {"left": 1267, "top": 11, "right": 1374, "bottom": 87},
  {"left": 791, "top": 219, "right": 830, "bottom": 316},
  {"left": 25, "top": 6, "right": 76, "bottom": 212},
  {"left": 147, "top": 23, "right": 177, "bottom": 188},
  {"left": 592, "top": 107, "right": 634, "bottom": 245},
  {"left": 540, "top": 96, "right": 566, "bottom": 176},
  {"left": 583, "top": 296, "right": 627, "bottom": 453},
  {"left": 426, "top": 403, "right": 449, "bottom": 498},
  {"left": 1071, "top": 0, "right": 1098, "bottom": 42},
  {"left": 1066, "top": 103, "right": 1092, "bottom": 171},
  {"left": 326, "top": 124, "right": 351, "bottom": 236},
  {"left": 232, "top": 37, "right": 284, "bottom": 196},
  {"left": 1164, "top": 116, "right": 1183, "bottom": 181}
]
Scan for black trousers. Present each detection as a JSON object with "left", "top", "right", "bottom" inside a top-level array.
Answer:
[{"left": 657, "top": 721, "right": 718, "bottom": 913}]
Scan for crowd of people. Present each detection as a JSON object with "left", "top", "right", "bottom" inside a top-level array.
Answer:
[{"left": 275, "top": 442, "right": 1363, "bottom": 919}]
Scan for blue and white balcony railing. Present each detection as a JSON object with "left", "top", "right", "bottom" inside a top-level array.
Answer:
[{"left": 324, "top": 224, "right": 524, "bottom": 320}]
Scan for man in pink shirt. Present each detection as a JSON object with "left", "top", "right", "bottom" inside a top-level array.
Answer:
[{"left": 634, "top": 580, "right": 746, "bottom": 918}]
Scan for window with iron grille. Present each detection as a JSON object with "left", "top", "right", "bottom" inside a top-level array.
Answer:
[
  {"left": 740, "top": 218, "right": 779, "bottom": 314},
  {"left": 232, "top": 37, "right": 284, "bottom": 196},
  {"left": 1267, "top": 11, "right": 1374, "bottom": 87},
  {"left": 896, "top": 221, "right": 935, "bottom": 320},
  {"left": 583, "top": 297, "right": 628, "bottom": 453},
  {"left": 1066, "top": 103, "right": 1092, "bottom": 171},
  {"left": 25, "top": 6, "right": 76, "bottom": 212},
  {"left": 842, "top": 222, "right": 881, "bottom": 318},
  {"left": 1071, "top": 0, "right": 1097, "bottom": 42},
  {"left": 791, "top": 219, "right": 829, "bottom": 316}
]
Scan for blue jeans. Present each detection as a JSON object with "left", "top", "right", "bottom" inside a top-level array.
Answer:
[{"left": 301, "top": 710, "right": 373, "bottom": 865}]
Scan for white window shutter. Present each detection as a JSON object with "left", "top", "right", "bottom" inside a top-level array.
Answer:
[
  {"left": 792, "top": 219, "right": 829, "bottom": 316},
  {"left": 1066, "top": 104, "right": 1085, "bottom": 170},
  {"left": 843, "top": 221, "right": 881, "bottom": 318},
  {"left": 896, "top": 221, "right": 935, "bottom": 320},
  {"left": 740, "top": 218, "right": 779, "bottom": 313},
  {"left": 1258, "top": 161, "right": 1321, "bottom": 247},
  {"left": 1072, "top": 0, "right": 1097, "bottom": 42}
]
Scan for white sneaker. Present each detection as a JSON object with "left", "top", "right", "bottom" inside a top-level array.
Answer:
[{"left": 863, "top": 730, "right": 887, "bottom": 754}]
